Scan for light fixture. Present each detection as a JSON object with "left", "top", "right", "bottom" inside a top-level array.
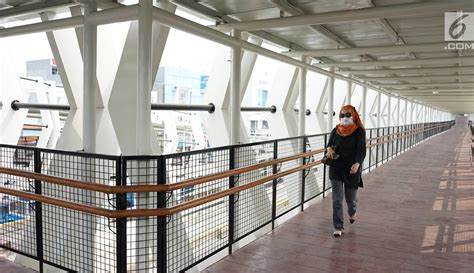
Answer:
[{"left": 432, "top": 91, "right": 439, "bottom": 94}]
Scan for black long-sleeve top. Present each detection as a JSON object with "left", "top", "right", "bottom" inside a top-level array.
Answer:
[{"left": 326, "top": 127, "right": 366, "bottom": 189}]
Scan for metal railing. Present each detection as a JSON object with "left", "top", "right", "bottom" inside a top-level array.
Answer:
[{"left": 0, "top": 121, "right": 454, "bottom": 272}]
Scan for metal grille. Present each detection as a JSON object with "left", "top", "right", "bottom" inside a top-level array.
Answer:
[
  {"left": 40, "top": 151, "right": 117, "bottom": 273},
  {"left": 164, "top": 148, "right": 230, "bottom": 272},
  {"left": 124, "top": 157, "right": 159, "bottom": 273},
  {"left": 275, "top": 138, "right": 302, "bottom": 216},
  {"left": 0, "top": 145, "right": 36, "bottom": 257},
  {"left": 0, "top": 121, "right": 454, "bottom": 272},
  {"left": 234, "top": 142, "right": 273, "bottom": 240},
  {"left": 305, "top": 135, "right": 326, "bottom": 201}
]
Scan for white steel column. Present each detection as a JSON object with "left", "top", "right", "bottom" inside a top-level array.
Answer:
[
  {"left": 137, "top": 0, "right": 153, "bottom": 154},
  {"left": 404, "top": 99, "right": 408, "bottom": 125},
  {"left": 299, "top": 57, "right": 307, "bottom": 136},
  {"left": 396, "top": 97, "right": 401, "bottom": 126},
  {"left": 327, "top": 68, "right": 334, "bottom": 132},
  {"left": 346, "top": 81, "right": 352, "bottom": 105},
  {"left": 361, "top": 86, "right": 367, "bottom": 125},
  {"left": 231, "top": 29, "right": 241, "bottom": 144},
  {"left": 376, "top": 92, "right": 382, "bottom": 127},
  {"left": 83, "top": 1, "right": 97, "bottom": 152},
  {"left": 387, "top": 95, "right": 392, "bottom": 127},
  {"left": 136, "top": 0, "right": 154, "bottom": 271}
]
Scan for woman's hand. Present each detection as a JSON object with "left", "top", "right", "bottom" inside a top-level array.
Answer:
[
  {"left": 326, "top": 147, "right": 335, "bottom": 159},
  {"left": 350, "top": 163, "right": 360, "bottom": 174}
]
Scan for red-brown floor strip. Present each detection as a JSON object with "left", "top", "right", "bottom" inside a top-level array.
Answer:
[{"left": 205, "top": 121, "right": 474, "bottom": 273}]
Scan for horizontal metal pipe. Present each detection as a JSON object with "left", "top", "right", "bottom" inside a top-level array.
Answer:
[
  {"left": 293, "top": 109, "right": 311, "bottom": 116},
  {"left": 11, "top": 101, "right": 217, "bottom": 113},
  {"left": 217, "top": 0, "right": 473, "bottom": 31},
  {"left": 11, "top": 100, "right": 70, "bottom": 111},
  {"left": 241, "top": 105, "right": 277, "bottom": 113},
  {"left": 151, "top": 103, "right": 215, "bottom": 113}
]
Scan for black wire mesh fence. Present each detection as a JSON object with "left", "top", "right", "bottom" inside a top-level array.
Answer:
[{"left": 0, "top": 121, "right": 455, "bottom": 272}]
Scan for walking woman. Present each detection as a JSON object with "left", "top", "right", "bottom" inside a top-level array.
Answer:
[{"left": 325, "top": 105, "right": 366, "bottom": 237}]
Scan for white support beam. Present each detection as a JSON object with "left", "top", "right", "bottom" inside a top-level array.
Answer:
[
  {"left": 379, "top": 82, "right": 474, "bottom": 88},
  {"left": 83, "top": 1, "right": 97, "bottom": 153},
  {"left": 299, "top": 56, "right": 307, "bottom": 136},
  {"left": 314, "top": 57, "right": 474, "bottom": 68},
  {"left": 346, "top": 81, "right": 352, "bottom": 105},
  {"left": 0, "top": 5, "right": 139, "bottom": 38},
  {"left": 361, "top": 86, "right": 367, "bottom": 125},
  {"left": 386, "top": 88, "right": 474, "bottom": 93},
  {"left": 361, "top": 74, "right": 474, "bottom": 82},
  {"left": 217, "top": 1, "right": 473, "bottom": 32},
  {"left": 397, "top": 97, "right": 401, "bottom": 126},
  {"left": 327, "top": 68, "right": 335, "bottom": 132},
  {"left": 376, "top": 92, "right": 382, "bottom": 127},
  {"left": 136, "top": 0, "right": 153, "bottom": 155},
  {"left": 231, "top": 29, "right": 242, "bottom": 144},
  {"left": 284, "top": 42, "right": 452, "bottom": 57},
  {"left": 387, "top": 95, "right": 392, "bottom": 127},
  {"left": 338, "top": 66, "right": 474, "bottom": 76}
]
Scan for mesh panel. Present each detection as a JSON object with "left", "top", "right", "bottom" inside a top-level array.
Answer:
[
  {"left": 125, "top": 158, "right": 159, "bottom": 272},
  {"left": 40, "top": 151, "right": 117, "bottom": 273},
  {"left": 275, "top": 138, "right": 302, "bottom": 216},
  {"left": 305, "top": 135, "right": 326, "bottom": 201},
  {"left": 0, "top": 145, "right": 37, "bottom": 257},
  {"left": 165, "top": 148, "right": 229, "bottom": 272},
  {"left": 234, "top": 142, "right": 273, "bottom": 239}
]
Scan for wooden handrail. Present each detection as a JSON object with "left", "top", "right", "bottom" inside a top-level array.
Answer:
[
  {"left": 0, "top": 122, "right": 451, "bottom": 218},
  {"left": 0, "top": 148, "right": 325, "bottom": 194},
  {"left": 0, "top": 158, "right": 323, "bottom": 218}
]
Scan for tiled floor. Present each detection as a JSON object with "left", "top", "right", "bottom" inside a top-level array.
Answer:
[{"left": 205, "top": 121, "right": 474, "bottom": 273}]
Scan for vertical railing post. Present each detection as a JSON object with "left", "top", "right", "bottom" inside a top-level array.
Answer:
[
  {"left": 368, "top": 129, "right": 372, "bottom": 172},
  {"left": 375, "top": 128, "right": 380, "bottom": 167},
  {"left": 395, "top": 127, "right": 399, "bottom": 156},
  {"left": 116, "top": 157, "right": 127, "bottom": 273},
  {"left": 271, "top": 140, "right": 278, "bottom": 230},
  {"left": 228, "top": 147, "right": 235, "bottom": 254},
  {"left": 382, "top": 128, "right": 385, "bottom": 163},
  {"left": 322, "top": 134, "right": 327, "bottom": 198},
  {"left": 157, "top": 156, "right": 167, "bottom": 273},
  {"left": 301, "top": 136, "right": 307, "bottom": 211},
  {"left": 34, "top": 149, "right": 43, "bottom": 273}
]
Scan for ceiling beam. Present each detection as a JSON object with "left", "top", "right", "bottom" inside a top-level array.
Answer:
[
  {"left": 378, "top": 82, "right": 474, "bottom": 88},
  {"left": 387, "top": 88, "right": 474, "bottom": 93},
  {"left": 283, "top": 42, "right": 452, "bottom": 57},
  {"left": 361, "top": 74, "right": 474, "bottom": 82},
  {"left": 217, "top": 0, "right": 473, "bottom": 31},
  {"left": 313, "top": 57, "right": 474, "bottom": 68},
  {"left": 338, "top": 66, "right": 474, "bottom": 75},
  {"left": 0, "top": 0, "right": 76, "bottom": 20}
]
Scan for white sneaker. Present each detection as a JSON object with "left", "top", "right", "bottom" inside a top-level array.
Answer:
[{"left": 333, "top": 229, "right": 343, "bottom": 237}]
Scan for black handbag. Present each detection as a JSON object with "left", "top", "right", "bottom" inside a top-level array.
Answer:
[{"left": 321, "top": 153, "right": 339, "bottom": 166}]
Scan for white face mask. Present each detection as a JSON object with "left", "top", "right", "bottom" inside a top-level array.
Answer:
[{"left": 340, "top": 117, "right": 354, "bottom": 126}]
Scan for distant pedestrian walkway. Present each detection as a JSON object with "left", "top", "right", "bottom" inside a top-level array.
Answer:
[{"left": 206, "top": 118, "right": 474, "bottom": 273}]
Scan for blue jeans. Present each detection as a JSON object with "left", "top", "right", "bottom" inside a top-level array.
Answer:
[{"left": 331, "top": 179, "right": 357, "bottom": 230}]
